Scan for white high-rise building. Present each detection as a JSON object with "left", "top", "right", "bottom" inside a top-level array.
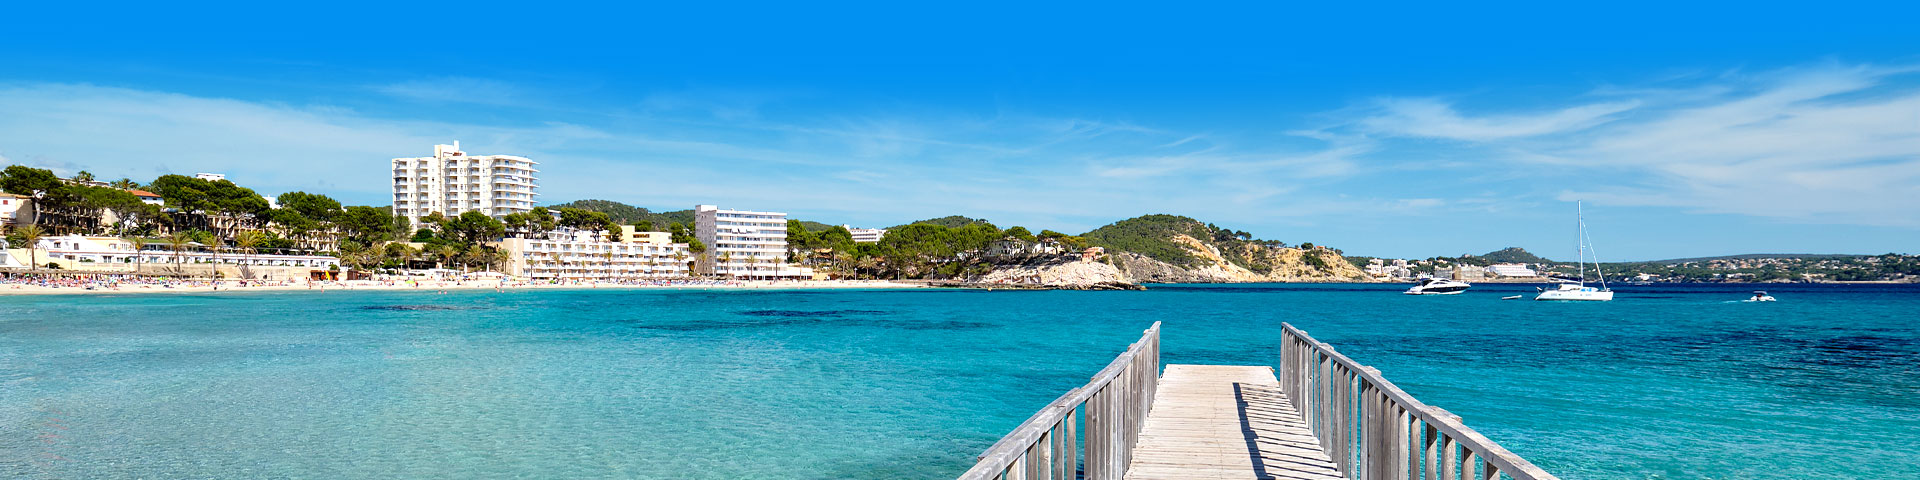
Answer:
[
  {"left": 695, "top": 205, "right": 812, "bottom": 278},
  {"left": 391, "top": 142, "right": 539, "bottom": 228}
]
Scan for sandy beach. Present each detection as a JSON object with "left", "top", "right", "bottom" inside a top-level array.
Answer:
[{"left": 0, "top": 278, "right": 926, "bottom": 296}]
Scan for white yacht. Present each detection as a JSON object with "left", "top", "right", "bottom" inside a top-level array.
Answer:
[
  {"left": 1537, "top": 201, "right": 1614, "bottom": 301},
  {"left": 1405, "top": 278, "right": 1471, "bottom": 295},
  {"left": 1746, "top": 291, "right": 1777, "bottom": 302}
]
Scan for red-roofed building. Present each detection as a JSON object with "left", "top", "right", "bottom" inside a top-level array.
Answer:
[{"left": 126, "top": 189, "right": 163, "bottom": 206}]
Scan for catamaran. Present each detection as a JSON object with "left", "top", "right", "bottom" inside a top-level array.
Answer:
[{"left": 1537, "top": 201, "right": 1614, "bottom": 301}]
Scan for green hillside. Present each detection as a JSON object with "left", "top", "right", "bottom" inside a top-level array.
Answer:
[
  {"left": 887, "top": 215, "right": 993, "bottom": 230},
  {"left": 547, "top": 199, "right": 693, "bottom": 228},
  {"left": 1080, "top": 215, "right": 1215, "bottom": 266},
  {"left": 1480, "top": 247, "right": 1556, "bottom": 264},
  {"left": 549, "top": 199, "right": 831, "bottom": 231}
]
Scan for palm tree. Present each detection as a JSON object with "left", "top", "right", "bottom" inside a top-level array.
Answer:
[
  {"left": 164, "top": 231, "right": 195, "bottom": 273},
  {"left": 601, "top": 249, "right": 616, "bottom": 281},
  {"left": 490, "top": 249, "right": 509, "bottom": 274},
  {"left": 435, "top": 244, "right": 459, "bottom": 271},
  {"left": 465, "top": 245, "right": 487, "bottom": 273},
  {"left": 671, "top": 252, "right": 688, "bottom": 278},
  {"left": 546, "top": 250, "right": 564, "bottom": 281},
  {"left": 717, "top": 252, "right": 733, "bottom": 278},
  {"left": 831, "top": 250, "right": 853, "bottom": 279},
  {"left": 124, "top": 235, "right": 150, "bottom": 274},
  {"left": 12, "top": 225, "right": 45, "bottom": 270},
  {"left": 234, "top": 231, "right": 264, "bottom": 276}
]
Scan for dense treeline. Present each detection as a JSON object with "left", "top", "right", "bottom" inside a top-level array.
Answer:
[
  {"left": 1, "top": 166, "right": 415, "bottom": 256},
  {"left": 547, "top": 199, "right": 694, "bottom": 228},
  {"left": 784, "top": 220, "right": 1088, "bottom": 279}
]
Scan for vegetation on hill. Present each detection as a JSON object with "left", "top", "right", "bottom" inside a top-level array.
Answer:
[
  {"left": 1480, "top": 247, "right": 1555, "bottom": 264},
  {"left": 1080, "top": 214, "right": 1299, "bottom": 270},
  {"left": 887, "top": 215, "right": 992, "bottom": 230},
  {"left": 550, "top": 199, "right": 832, "bottom": 232},
  {"left": 785, "top": 219, "right": 1086, "bottom": 280},
  {"left": 1593, "top": 254, "right": 1920, "bottom": 282},
  {"left": 547, "top": 199, "right": 693, "bottom": 229}
]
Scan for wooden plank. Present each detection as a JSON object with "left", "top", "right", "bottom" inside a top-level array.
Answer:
[{"left": 1124, "top": 365, "right": 1342, "bottom": 480}]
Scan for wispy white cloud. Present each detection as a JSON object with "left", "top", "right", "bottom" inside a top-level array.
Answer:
[
  {"left": 373, "top": 77, "right": 529, "bottom": 105},
  {"left": 1356, "top": 97, "right": 1640, "bottom": 141},
  {"left": 0, "top": 82, "right": 1392, "bottom": 234},
  {"left": 1341, "top": 62, "right": 1920, "bottom": 227}
]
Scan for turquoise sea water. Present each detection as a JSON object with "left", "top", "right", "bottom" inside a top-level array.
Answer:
[{"left": 2, "top": 283, "right": 1916, "bottom": 479}]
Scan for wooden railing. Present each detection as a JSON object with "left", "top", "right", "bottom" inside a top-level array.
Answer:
[
  {"left": 957, "top": 322, "right": 1161, "bottom": 480},
  {"left": 1280, "top": 323, "right": 1558, "bottom": 480}
]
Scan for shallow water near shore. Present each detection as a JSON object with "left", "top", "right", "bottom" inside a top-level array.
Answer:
[{"left": 2, "top": 283, "right": 1916, "bottom": 479}]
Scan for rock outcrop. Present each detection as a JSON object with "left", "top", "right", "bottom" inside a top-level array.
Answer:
[
  {"left": 1108, "top": 234, "right": 1369, "bottom": 283},
  {"left": 973, "top": 257, "right": 1137, "bottom": 288}
]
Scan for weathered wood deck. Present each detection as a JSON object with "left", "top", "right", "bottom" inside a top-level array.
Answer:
[
  {"left": 1126, "top": 365, "right": 1342, "bottom": 480},
  {"left": 959, "top": 323, "right": 1556, "bottom": 480}
]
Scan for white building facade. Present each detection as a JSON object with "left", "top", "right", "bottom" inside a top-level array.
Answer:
[
  {"left": 1487, "top": 263, "right": 1539, "bottom": 277},
  {"left": 0, "top": 193, "right": 31, "bottom": 228},
  {"left": 494, "top": 226, "right": 691, "bottom": 282},
  {"left": 843, "top": 225, "right": 887, "bottom": 243},
  {"left": 391, "top": 142, "right": 539, "bottom": 229},
  {"left": 696, "top": 205, "right": 812, "bottom": 278},
  {"left": 8, "top": 235, "right": 340, "bottom": 272}
]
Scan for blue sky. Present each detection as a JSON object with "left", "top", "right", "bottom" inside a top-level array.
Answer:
[{"left": 3, "top": 2, "right": 1918, "bottom": 260}]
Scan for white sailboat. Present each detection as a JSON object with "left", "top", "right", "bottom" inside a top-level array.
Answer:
[{"left": 1536, "top": 201, "right": 1614, "bottom": 301}]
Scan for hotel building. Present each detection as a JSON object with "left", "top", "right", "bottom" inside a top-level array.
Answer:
[
  {"left": 695, "top": 205, "right": 813, "bottom": 278},
  {"left": 1486, "top": 263, "right": 1540, "bottom": 278},
  {"left": 4, "top": 234, "right": 340, "bottom": 278},
  {"left": 0, "top": 193, "right": 32, "bottom": 228},
  {"left": 391, "top": 142, "right": 539, "bottom": 229},
  {"left": 494, "top": 226, "right": 691, "bottom": 282},
  {"left": 843, "top": 225, "right": 887, "bottom": 243}
]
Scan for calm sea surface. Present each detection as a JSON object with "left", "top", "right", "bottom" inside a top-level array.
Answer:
[{"left": 2, "top": 283, "right": 1916, "bottom": 479}]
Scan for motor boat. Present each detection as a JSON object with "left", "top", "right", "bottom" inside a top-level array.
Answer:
[
  {"left": 1746, "top": 291, "right": 1777, "bottom": 302},
  {"left": 1405, "top": 278, "right": 1470, "bottom": 295},
  {"left": 1536, "top": 201, "right": 1614, "bottom": 302}
]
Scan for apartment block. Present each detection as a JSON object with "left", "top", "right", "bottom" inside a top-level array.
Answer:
[
  {"left": 391, "top": 142, "right": 539, "bottom": 228},
  {"left": 695, "top": 205, "right": 812, "bottom": 278},
  {"left": 494, "top": 225, "right": 690, "bottom": 281}
]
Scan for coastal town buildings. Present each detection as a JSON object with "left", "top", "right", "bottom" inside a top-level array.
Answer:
[
  {"left": 843, "top": 225, "right": 887, "bottom": 243},
  {"left": 493, "top": 225, "right": 691, "bottom": 281},
  {"left": 0, "top": 193, "right": 32, "bottom": 228},
  {"left": 5, "top": 234, "right": 340, "bottom": 278},
  {"left": 1365, "top": 258, "right": 1414, "bottom": 279},
  {"left": 129, "top": 189, "right": 163, "bottom": 206},
  {"left": 1487, "top": 263, "right": 1539, "bottom": 277},
  {"left": 391, "top": 142, "right": 539, "bottom": 229},
  {"left": 695, "top": 205, "right": 814, "bottom": 278}
]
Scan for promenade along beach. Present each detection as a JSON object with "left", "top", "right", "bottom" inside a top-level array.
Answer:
[{"left": 3, "top": 282, "right": 1916, "bottom": 479}]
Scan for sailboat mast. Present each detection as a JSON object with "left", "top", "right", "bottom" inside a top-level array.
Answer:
[{"left": 1577, "top": 201, "right": 1585, "bottom": 286}]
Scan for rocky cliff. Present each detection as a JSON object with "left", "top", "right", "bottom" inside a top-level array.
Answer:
[
  {"left": 973, "top": 257, "right": 1135, "bottom": 287},
  {"left": 1083, "top": 215, "right": 1371, "bottom": 283},
  {"left": 1107, "top": 235, "right": 1368, "bottom": 283}
]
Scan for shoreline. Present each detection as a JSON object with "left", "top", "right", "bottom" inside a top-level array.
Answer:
[{"left": 0, "top": 278, "right": 927, "bottom": 296}]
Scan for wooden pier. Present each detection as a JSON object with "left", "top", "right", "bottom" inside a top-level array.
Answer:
[{"left": 958, "top": 323, "right": 1557, "bottom": 480}]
